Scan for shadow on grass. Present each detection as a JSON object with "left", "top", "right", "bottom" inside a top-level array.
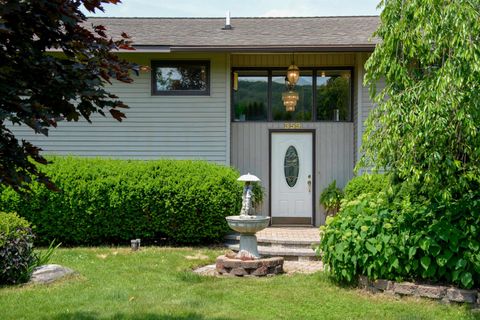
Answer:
[{"left": 48, "top": 312, "right": 235, "bottom": 320}]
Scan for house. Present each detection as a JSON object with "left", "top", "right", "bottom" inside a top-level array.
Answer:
[{"left": 12, "top": 16, "right": 381, "bottom": 226}]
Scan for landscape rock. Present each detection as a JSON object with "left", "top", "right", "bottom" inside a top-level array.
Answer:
[
  {"left": 251, "top": 266, "right": 268, "bottom": 276},
  {"left": 358, "top": 275, "right": 369, "bottom": 289},
  {"left": 235, "top": 250, "right": 256, "bottom": 261},
  {"left": 30, "top": 264, "right": 75, "bottom": 284},
  {"left": 393, "top": 282, "right": 417, "bottom": 296},
  {"left": 417, "top": 285, "right": 446, "bottom": 299},
  {"left": 373, "top": 279, "right": 394, "bottom": 291},
  {"left": 446, "top": 288, "right": 477, "bottom": 303},
  {"left": 230, "top": 267, "right": 248, "bottom": 276}
]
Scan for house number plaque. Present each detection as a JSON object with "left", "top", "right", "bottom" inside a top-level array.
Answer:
[{"left": 284, "top": 123, "right": 302, "bottom": 129}]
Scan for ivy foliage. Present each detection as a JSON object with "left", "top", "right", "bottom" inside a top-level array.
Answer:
[
  {"left": 361, "top": 0, "right": 480, "bottom": 201},
  {"left": 0, "top": 0, "right": 137, "bottom": 192},
  {"left": 0, "top": 158, "right": 243, "bottom": 246}
]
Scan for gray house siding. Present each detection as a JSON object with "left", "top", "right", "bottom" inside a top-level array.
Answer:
[
  {"left": 353, "top": 52, "right": 386, "bottom": 170},
  {"left": 10, "top": 52, "right": 230, "bottom": 163},
  {"left": 231, "top": 122, "right": 353, "bottom": 226}
]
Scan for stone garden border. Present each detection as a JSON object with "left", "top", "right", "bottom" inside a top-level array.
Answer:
[{"left": 359, "top": 275, "right": 479, "bottom": 305}]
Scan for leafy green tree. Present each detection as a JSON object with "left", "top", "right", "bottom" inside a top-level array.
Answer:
[
  {"left": 0, "top": 0, "right": 137, "bottom": 192},
  {"left": 361, "top": 0, "right": 480, "bottom": 201}
]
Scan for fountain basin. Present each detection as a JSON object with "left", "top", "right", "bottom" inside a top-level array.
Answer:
[{"left": 225, "top": 215, "right": 270, "bottom": 234}]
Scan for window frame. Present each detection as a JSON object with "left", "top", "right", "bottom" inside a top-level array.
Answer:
[
  {"left": 231, "top": 66, "right": 354, "bottom": 122},
  {"left": 151, "top": 60, "right": 211, "bottom": 96}
]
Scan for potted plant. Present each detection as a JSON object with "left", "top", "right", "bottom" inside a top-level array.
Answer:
[{"left": 320, "top": 180, "right": 343, "bottom": 216}]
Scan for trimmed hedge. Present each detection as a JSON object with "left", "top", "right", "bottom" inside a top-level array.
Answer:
[
  {"left": 0, "top": 158, "right": 243, "bottom": 246},
  {"left": 0, "top": 212, "right": 36, "bottom": 285}
]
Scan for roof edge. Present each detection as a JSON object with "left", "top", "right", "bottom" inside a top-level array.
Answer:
[
  {"left": 126, "top": 44, "right": 376, "bottom": 53},
  {"left": 86, "top": 15, "right": 380, "bottom": 20}
]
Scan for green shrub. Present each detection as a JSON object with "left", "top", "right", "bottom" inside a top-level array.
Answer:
[
  {"left": 318, "top": 187, "right": 480, "bottom": 289},
  {"left": 343, "top": 173, "right": 390, "bottom": 202},
  {"left": 0, "top": 212, "right": 36, "bottom": 285},
  {"left": 320, "top": 180, "right": 343, "bottom": 216},
  {"left": 0, "top": 157, "right": 242, "bottom": 246}
]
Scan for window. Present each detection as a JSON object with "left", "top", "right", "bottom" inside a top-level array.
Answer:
[
  {"left": 272, "top": 70, "right": 313, "bottom": 121},
  {"left": 232, "top": 70, "right": 268, "bottom": 121},
  {"left": 316, "top": 70, "right": 352, "bottom": 121},
  {"left": 151, "top": 60, "right": 210, "bottom": 95},
  {"left": 232, "top": 67, "right": 352, "bottom": 122}
]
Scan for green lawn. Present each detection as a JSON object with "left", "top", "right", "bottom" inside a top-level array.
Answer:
[{"left": 0, "top": 247, "right": 478, "bottom": 320}]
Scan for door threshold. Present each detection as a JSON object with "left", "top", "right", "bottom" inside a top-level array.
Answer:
[
  {"left": 271, "top": 217, "right": 312, "bottom": 225},
  {"left": 270, "top": 224, "right": 314, "bottom": 228}
]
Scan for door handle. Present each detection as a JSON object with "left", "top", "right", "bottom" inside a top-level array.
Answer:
[{"left": 307, "top": 174, "right": 312, "bottom": 192}]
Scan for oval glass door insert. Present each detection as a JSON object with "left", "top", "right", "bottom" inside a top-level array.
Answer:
[{"left": 284, "top": 145, "right": 300, "bottom": 187}]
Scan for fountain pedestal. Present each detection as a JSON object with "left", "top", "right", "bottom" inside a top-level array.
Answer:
[{"left": 216, "top": 173, "right": 284, "bottom": 277}]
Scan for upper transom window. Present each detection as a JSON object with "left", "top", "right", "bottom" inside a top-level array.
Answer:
[{"left": 151, "top": 60, "right": 210, "bottom": 96}]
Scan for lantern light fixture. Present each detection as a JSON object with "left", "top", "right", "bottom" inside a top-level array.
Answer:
[
  {"left": 283, "top": 53, "right": 300, "bottom": 112},
  {"left": 282, "top": 90, "right": 299, "bottom": 112},
  {"left": 286, "top": 64, "right": 300, "bottom": 86},
  {"left": 286, "top": 53, "right": 300, "bottom": 86}
]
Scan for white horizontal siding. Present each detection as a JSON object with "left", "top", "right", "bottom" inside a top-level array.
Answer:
[{"left": 9, "top": 53, "right": 229, "bottom": 163}]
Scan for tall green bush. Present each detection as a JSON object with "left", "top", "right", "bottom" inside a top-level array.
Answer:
[
  {"left": 343, "top": 173, "right": 389, "bottom": 202},
  {"left": 0, "top": 212, "right": 36, "bottom": 285},
  {"left": 0, "top": 158, "right": 242, "bottom": 245},
  {"left": 318, "top": 187, "right": 480, "bottom": 289}
]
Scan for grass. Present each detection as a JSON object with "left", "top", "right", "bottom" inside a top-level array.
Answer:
[{"left": 0, "top": 247, "right": 479, "bottom": 320}]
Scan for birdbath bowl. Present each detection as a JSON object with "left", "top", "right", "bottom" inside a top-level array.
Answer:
[
  {"left": 225, "top": 215, "right": 270, "bottom": 234},
  {"left": 226, "top": 215, "right": 270, "bottom": 259}
]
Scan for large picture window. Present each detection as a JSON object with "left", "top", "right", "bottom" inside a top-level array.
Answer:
[
  {"left": 232, "top": 70, "right": 268, "bottom": 121},
  {"left": 232, "top": 67, "right": 352, "bottom": 122},
  {"left": 152, "top": 60, "right": 210, "bottom": 95}
]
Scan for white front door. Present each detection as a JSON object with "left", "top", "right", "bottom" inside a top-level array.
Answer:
[{"left": 271, "top": 132, "right": 313, "bottom": 225}]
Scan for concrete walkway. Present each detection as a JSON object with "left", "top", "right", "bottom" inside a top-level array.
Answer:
[{"left": 255, "top": 226, "right": 320, "bottom": 244}]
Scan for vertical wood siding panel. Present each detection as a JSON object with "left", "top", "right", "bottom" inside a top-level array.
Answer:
[{"left": 230, "top": 122, "right": 353, "bottom": 226}]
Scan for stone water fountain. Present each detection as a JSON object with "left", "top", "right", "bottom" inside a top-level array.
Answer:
[{"left": 215, "top": 173, "right": 284, "bottom": 277}]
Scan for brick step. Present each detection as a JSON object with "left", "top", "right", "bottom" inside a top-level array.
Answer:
[
  {"left": 225, "top": 243, "right": 318, "bottom": 261},
  {"left": 224, "top": 233, "right": 320, "bottom": 248}
]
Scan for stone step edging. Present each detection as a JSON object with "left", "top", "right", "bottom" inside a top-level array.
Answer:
[{"left": 359, "top": 275, "right": 479, "bottom": 305}]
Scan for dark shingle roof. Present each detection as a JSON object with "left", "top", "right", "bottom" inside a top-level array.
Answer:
[{"left": 87, "top": 16, "right": 379, "bottom": 52}]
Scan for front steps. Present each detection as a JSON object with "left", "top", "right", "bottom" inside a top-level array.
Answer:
[{"left": 224, "top": 231, "right": 320, "bottom": 261}]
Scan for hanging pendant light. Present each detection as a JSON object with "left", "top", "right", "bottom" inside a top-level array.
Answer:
[
  {"left": 287, "top": 64, "right": 300, "bottom": 86},
  {"left": 282, "top": 90, "right": 299, "bottom": 112},
  {"left": 283, "top": 53, "right": 300, "bottom": 112},
  {"left": 286, "top": 53, "right": 300, "bottom": 86}
]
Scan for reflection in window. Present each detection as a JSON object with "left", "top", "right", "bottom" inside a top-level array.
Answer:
[
  {"left": 272, "top": 71, "right": 313, "bottom": 121},
  {"left": 233, "top": 71, "right": 268, "bottom": 121},
  {"left": 152, "top": 61, "right": 209, "bottom": 95},
  {"left": 316, "top": 70, "right": 351, "bottom": 121}
]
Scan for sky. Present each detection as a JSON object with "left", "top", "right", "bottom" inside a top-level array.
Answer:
[{"left": 85, "top": 0, "right": 380, "bottom": 17}]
